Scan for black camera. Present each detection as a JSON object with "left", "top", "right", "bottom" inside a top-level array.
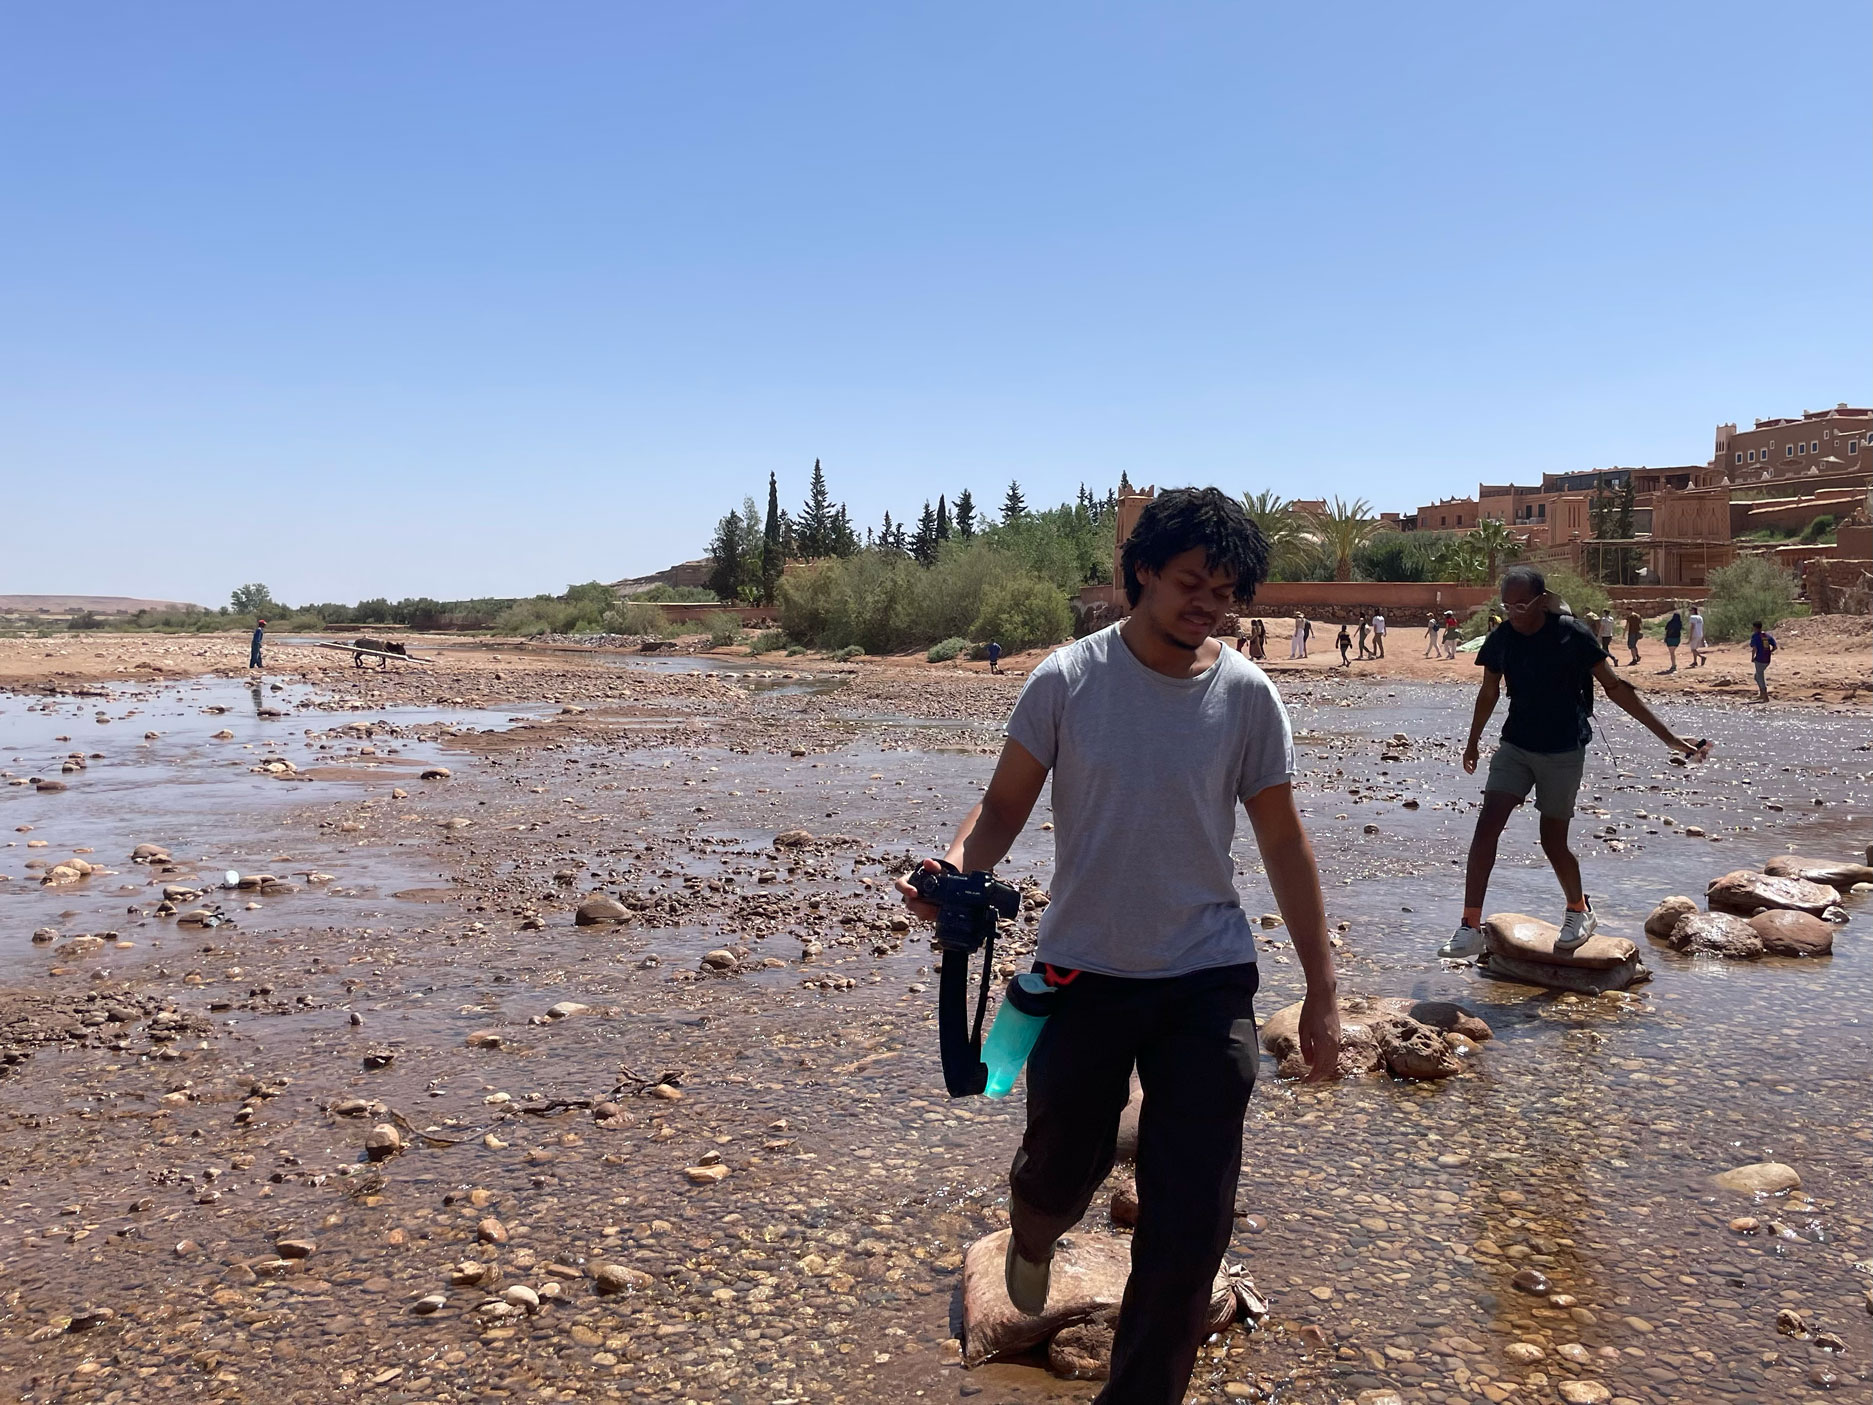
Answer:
[
  {"left": 910, "top": 862, "right": 1023, "bottom": 1098},
  {"left": 910, "top": 863, "right": 1021, "bottom": 953}
]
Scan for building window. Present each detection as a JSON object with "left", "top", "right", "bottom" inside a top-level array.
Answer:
[
  {"left": 1735, "top": 452, "right": 1743, "bottom": 463},
  {"left": 1851, "top": 440, "right": 1860, "bottom": 455},
  {"left": 1785, "top": 445, "right": 1794, "bottom": 457}
]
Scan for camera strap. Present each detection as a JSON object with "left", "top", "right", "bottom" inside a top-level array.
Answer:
[{"left": 937, "top": 925, "right": 993, "bottom": 1098}]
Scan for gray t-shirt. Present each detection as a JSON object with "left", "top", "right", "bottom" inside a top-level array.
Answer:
[{"left": 1005, "top": 624, "right": 1295, "bottom": 978}]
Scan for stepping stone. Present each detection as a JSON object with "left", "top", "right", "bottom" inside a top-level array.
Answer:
[
  {"left": 1479, "top": 913, "right": 1649, "bottom": 993},
  {"left": 1707, "top": 870, "right": 1840, "bottom": 918},
  {"left": 1762, "top": 855, "right": 1873, "bottom": 889},
  {"left": 961, "top": 1229, "right": 1244, "bottom": 1368}
]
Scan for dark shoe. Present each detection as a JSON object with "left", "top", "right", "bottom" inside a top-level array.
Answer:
[{"left": 1004, "top": 1234, "right": 1053, "bottom": 1315}]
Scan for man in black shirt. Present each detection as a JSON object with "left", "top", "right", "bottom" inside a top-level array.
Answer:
[{"left": 1439, "top": 567, "right": 1710, "bottom": 959}]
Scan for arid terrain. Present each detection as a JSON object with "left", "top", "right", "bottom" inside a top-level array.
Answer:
[{"left": 0, "top": 630, "right": 1867, "bottom": 1405}]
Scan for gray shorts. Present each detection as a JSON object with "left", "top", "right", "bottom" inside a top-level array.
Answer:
[{"left": 1485, "top": 741, "right": 1585, "bottom": 819}]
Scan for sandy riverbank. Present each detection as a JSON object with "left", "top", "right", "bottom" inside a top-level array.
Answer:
[{"left": 2, "top": 611, "right": 1866, "bottom": 705}]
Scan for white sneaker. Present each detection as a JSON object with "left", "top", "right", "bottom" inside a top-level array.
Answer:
[
  {"left": 1438, "top": 923, "right": 1487, "bottom": 959},
  {"left": 1555, "top": 902, "right": 1597, "bottom": 952}
]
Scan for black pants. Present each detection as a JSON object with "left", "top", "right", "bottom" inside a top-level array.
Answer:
[{"left": 1009, "top": 962, "right": 1259, "bottom": 1405}]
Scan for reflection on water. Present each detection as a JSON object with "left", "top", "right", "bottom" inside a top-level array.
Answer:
[{"left": 0, "top": 676, "right": 548, "bottom": 975}]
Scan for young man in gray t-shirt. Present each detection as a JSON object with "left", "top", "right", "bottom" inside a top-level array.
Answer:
[{"left": 899, "top": 488, "right": 1341, "bottom": 1405}]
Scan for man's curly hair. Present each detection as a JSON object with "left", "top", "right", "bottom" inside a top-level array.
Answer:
[{"left": 1120, "top": 487, "right": 1270, "bottom": 607}]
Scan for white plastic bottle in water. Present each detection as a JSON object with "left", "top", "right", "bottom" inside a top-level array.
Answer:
[{"left": 980, "top": 972, "right": 1056, "bottom": 1098}]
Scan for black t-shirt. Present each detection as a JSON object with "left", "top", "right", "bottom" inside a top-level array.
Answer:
[{"left": 1476, "top": 615, "right": 1608, "bottom": 753}]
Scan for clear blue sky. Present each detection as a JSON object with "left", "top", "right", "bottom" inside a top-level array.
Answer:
[{"left": 4, "top": 3, "right": 1867, "bottom": 608}]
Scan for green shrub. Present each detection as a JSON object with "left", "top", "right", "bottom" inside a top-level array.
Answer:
[
  {"left": 1704, "top": 555, "right": 1796, "bottom": 642},
  {"left": 601, "top": 601, "right": 673, "bottom": 636},
  {"left": 749, "top": 629, "right": 787, "bottom": 653},
  {"left": 970, "top": 574, "right": 1072, "bottom": 653},
  {"left": 1800, "top": 514, "right": 1837, "bottom": 544},
  {"left": 832, "top": 644, "right": 863, "bottom": 661},
  {"left": 784, "top": 644, "right": 807, "bottom": 656},
  {"left": 630, "top": 584, "right": 720, "bottom": 603},
  {"left": 926, "top": 636, "right": 970, "bottom": 663},
  {"left": 704, "top": 613, "right": 742, "bottom": 648}
]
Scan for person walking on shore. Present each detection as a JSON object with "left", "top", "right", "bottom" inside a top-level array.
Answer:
[
  {"left": 1662, "top": 609, "right": 1682, "bottom": 674},
  {"left": 1439, "top": 567, "right": 1711, "bottom": 960},
  {"left": 1441, "top": 611, "right": 1460, "bottom": 659},
  {"left": 1749, "top": 621, "right": 1778, "bottom": 702},
  {"left": 1371, "top": 610, "right": 1386, "bottom": 659},
  {"left": 1356, "top": 614, "right": 1372, "bottom": 660},
  {"left": 1597, "top": 608, "right": 1617, "bottom": 661},
  {"left": 987, "top": 641, "right": 1002, "bottom": 674},
  {"left": 1289, "top": 612, "right": 1306, "bottom": 660},
  {"left": 1423, "top": 614, "right": 1440, "bottom": 657},
  {"left": 1625, "top": 611, "right": 1643, "bottom": 666},
  {"left": 899, "top": 487, "right": 1340, "bottom": 1405},
  {"left": 1337, "top": 623, "right": 1353, "bottom": 667},
  {"left": 1249, "top": 616, "right": 1266, "bottom": 660},
  {"left": 249, "top": 619, "right": 266, "bottom": 670},
  {"left": 1688, "top": 606, "right": 1707, "bottom": 667}
]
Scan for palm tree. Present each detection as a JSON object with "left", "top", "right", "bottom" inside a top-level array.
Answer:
[
  {"left": 1433, "top": 534, "right": 1488, "bottom": 585},
  {"left": 1241, "top": 490, "right": 1310, "bottom": 580},
  {"left": 1308, "top": 496, "right": 1390, "bottom": 582},
  {"left": 1470, "top": 519, "right": 1520, "bottom": 582}
]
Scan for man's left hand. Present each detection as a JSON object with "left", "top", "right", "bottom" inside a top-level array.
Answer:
[{"left": 1298, "top": 990, "right": 1342, "bottom": 1082}]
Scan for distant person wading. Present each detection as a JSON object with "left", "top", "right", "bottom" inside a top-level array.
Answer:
[
  {"left": 1439, "top": 567, "right": 1711, "bottom": 962},
  {"left": 1749, "top": 621, "right": 1778, "bottom": 702},
  {"left": 249, "top": 619, "right": 266, "bottom": 670}
]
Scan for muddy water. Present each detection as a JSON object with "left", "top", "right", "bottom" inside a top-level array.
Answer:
[
  {"left": 0, "top": 678, "right": 551, "bottom": 972},
  {"left": 0, "top": 668, "right": 1865, "bottom": 1404}
]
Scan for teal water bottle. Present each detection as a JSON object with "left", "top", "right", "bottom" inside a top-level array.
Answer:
[{"left": 980, "top": 972, "right": 1056, "bottom": 1098}]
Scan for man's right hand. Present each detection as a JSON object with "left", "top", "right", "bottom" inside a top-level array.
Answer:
[
  {"left": 894, "top": 858, "right": 943, "bottom": 923},
  {"left": 1462, "top": 742, "right": 1480, "bottom": 774}
]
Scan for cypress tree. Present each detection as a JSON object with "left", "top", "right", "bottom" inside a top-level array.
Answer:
[
  {"left": 706, "top": 509, "right": 746, "bottom": 601},
  {"left": 935, "top": 494, "right": 951, "bottom": 543},
  {"left": 954, "top": 489, "right": 976, "bottom": 541},
  {"left": 1001, "top": 481, "right": 1026, "bottom": 520},
  {"left": 912, "top": 501, "right": 938, "bottom": 564},
  {"left": 798, "top": 459, "right": 833, "bottom": 559},
  {"left": 760, "top": 472, "right": 783, "bottom": 604}
]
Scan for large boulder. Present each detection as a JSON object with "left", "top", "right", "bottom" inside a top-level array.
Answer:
[
  {"left": 1710, "top": 1162, "right": 1801, "bottom": 1196},
  {"left": 1748, "top": 909, "right": 1835, "bottom": 957},
  {"left": 1047, "top": 1318, "right": 1116, "bottom": 1380},
  {"left": 1260, "top": 994, "right": 1487, "bottom": 1080},
  {"left": 1666, "top": 912, "right": 1764, "bottom": 960},
  {"left": 1763, "top": 855, "right": 1873, "bottom": 889},
  {"left": 1375, "top": 1018, "right": 1460, "bottom": 1079},
  {"left": 1706, "top": 870, "right": 1840, "bottom": 918},
  {"left": 961, "top": 1230, "right": 1239, "bottom": 1368},
  {"left": 574, "top": 892, "right": 632, "bottom": 926},
  {"left": 1644, "top": 896, "right": 1699, "bottom": 939},
  {"left": 1478, "top": 914, "right": 1649, "bottom": 993}
]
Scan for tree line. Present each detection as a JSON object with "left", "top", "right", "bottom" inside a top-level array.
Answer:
[{"left": 702, "top": 460, "right": 1120, "bottom": 605}]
